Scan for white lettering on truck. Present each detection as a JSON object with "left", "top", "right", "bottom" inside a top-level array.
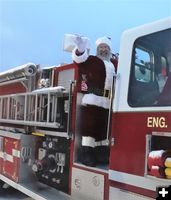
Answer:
[{"left": 147, "top": 117, "right": 168, "bottom": 128}]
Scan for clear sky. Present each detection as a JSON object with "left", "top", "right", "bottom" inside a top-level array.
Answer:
[{"left": 0, "top": 0, "right": 171, "bottom": 72}]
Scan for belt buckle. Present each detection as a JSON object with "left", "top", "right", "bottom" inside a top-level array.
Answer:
[{"left": 103, "top": 89, "right": 110, "bottom": 98}]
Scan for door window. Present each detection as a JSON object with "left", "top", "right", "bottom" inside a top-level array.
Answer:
[{"left": 128, "top": 28, "right": 171, "bottom": 107}]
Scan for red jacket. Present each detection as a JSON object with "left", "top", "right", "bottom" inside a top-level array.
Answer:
[{"left": 76, "top": 55, "right": 117, "bottom": 93}]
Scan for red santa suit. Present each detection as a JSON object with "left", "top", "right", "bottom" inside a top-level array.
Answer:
[{"left": 72, "top": 37, "right": 117, "bottom": 166}]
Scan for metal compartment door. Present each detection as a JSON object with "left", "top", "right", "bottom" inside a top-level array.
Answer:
[{"left": 2, "top": 137, "right": 20, "bottom": 182}]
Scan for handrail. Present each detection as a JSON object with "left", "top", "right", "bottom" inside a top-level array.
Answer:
[
  {"left": 106, "top": 73, "right": 118, "bottom": 145},
  {"left": 0, "top": 77, "right": 28, "bottom": 86},
  {"left": 67, "top": 80, "right": 75, "bottom": 139}
]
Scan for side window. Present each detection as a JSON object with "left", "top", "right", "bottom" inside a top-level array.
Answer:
[
  {"left": 157, "top": 56, "right": 168, "bottom": 93},
  {"left": 156, "top": 54, "right": 171, "bottom": 105},
  {"left": 135, "top": 47, "right": 153, "bottom": 83},
  {"left": 128, "top": 28, "right": 171, "bottom": 107},
  {"left": 128, "top": 45, "right": 159, "bottom": 107}
]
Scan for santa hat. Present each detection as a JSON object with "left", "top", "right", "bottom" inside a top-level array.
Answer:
[{"left": 95, "top": 36, "right": 112, "bottom": 50}]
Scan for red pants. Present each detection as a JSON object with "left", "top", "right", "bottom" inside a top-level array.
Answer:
[{"left": 80, "top": 105, "right": 109, "bottom": 142}]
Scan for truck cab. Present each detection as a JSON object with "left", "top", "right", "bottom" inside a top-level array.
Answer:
[{"left": 109, "top": 17, "right": 171, "bottom": 199}]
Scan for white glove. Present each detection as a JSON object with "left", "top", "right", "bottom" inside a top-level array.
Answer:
[{"left": 74, "top": 35, "right": 87, "bottom": 53}]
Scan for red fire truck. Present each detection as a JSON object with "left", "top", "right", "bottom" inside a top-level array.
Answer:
[{"left": 0, "top": 17, "right": 171, "bottom": 200}]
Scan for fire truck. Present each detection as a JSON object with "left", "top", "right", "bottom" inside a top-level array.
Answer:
[{"left": 0, "top": 17, "right": 171, "bottom": 200}]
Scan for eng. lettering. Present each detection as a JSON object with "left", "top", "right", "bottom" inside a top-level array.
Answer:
[{"left": 147, "top": 117, "right": 167, "bottom": 128}]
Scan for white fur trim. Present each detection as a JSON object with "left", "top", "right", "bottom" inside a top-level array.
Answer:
[
  {"left": 95, "top": 36, "right": 112, "bottom": 50},
  {"left": 104, "top": 60, "right": 115, "bottom": 90},
  {"left": 82, "top": 136, "right": 95, "bottom": 147},
  {"left": 81, "top": 93, "right": 110, "bottom": 109},
  {"left": 72, "top": 47, "right": 89, "bottom": 63}
]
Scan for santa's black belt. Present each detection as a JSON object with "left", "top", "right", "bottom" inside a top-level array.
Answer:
[{"left": 87, "top": 88, "right": 110, "bottom": 98}]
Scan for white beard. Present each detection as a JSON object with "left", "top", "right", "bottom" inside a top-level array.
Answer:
[{"left": 97, "top": 49, "right": 111, "bottom": 61}]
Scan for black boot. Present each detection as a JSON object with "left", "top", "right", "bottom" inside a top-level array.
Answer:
[
  {"left": 81, "top": 146, "right": 96, "bottom": 167},
  {"left": 95, "top": 146, "right": 109, "bottom": 164}
]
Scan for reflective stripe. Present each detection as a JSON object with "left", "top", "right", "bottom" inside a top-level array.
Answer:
[
  {"left": 12, "top": 149, "right": 20, "bottom": 158},
  {"left": 4, "top": 153, "right": 13, "bottom": 162},
  {"left": 0, "top": 151, "right": 4, "bottom": 158}
]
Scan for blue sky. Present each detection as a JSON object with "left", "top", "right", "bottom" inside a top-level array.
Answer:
[{"left": 0, "top": 0, "right": 171, "bottom": 72}]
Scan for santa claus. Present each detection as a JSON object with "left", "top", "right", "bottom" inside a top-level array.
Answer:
[{"left": 72, "top": 36, "right": 117, "bottom": 167}]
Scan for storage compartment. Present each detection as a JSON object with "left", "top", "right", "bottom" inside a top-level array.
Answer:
[
  {"left": 72, "top": 167, "right": 105, "bottom": 200},
  {"left": 146, "top": 132, "right": 171, "bottom": 180},
  {"left": 2, "top": 137, "right": 20, "bottom": 182},
  {"left": 32, "top": 135, "right": 70, "bottom": 193},
  {"left": 0, "top": 131, "right": 36, "bottom": 183}
]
